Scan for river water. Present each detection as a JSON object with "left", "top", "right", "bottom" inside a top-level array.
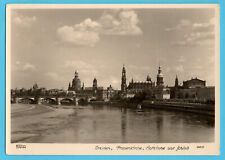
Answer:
[{"left": 11, "top": 104, "right": 214, "bottom": 143}]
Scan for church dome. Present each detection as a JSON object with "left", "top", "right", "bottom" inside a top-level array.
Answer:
[{"left": 146, "top": 75, "right": 152, "bottom": 81}]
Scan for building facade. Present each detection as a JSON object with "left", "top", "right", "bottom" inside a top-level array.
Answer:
[
  {"left": 170, "top": 76, "right": 214, "bottom": 103},
  {"left": 67, "top": 71, "right": 113, "bottom": 101},
  {"left": 121, "top": 65, "right": 170, "bottom": 100},
  {"left": 127, "top": 75, "right": 155, "bottom": 93},
  {"left": 68, "top": 71, "right": 81, "bottom": 91},
  {"left": 156, "top": 65, "right": 164, "bottom": 86},
  {"left": 183, "top": 77, "right": 206, "bottom": 89}
]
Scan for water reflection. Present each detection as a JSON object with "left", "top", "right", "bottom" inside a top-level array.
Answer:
[
  {"left": 121, "top": 107, "right": 127, "bottom": 143},
  {"left": 23, "top": 104, "right": 214, "bottom": 143}
]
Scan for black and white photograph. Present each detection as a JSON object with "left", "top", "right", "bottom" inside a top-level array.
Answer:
[{"left": 6, "top": 4, "right": 219, "bottom": 155}]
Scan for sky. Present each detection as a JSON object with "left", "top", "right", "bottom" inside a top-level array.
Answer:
[{"left": 10, "top": 7, "right": 217, "bottom": 90}]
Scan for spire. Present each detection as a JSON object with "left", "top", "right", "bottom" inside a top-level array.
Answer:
[
  {"left": 121, "top": 65, "right": 127, "bottom": 92},
  {"left": 158, "top": 65, "right": 162, "bottom": 74},
  {"left": 75, "top": 70, "right": 78, "bottom": 77},
  {"left": 122, "top": 64, "right": 126, "bottom": 73},
  {"left": 175, "top": 75, "right": 179, "bottom": 87},
  {"left": 93, "top": 78, "right": 97, "bottom": 89},
  {"left": 68, "top": 82, "right": 71, "bottom": 90},
  {"left": 82, "top": 82, "right": 84, "bottom": 90}
]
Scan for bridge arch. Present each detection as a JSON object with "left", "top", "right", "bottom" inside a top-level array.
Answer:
[
  {"left": 44, "top": 98, "right": 57, "bottom": 104},
  {"left": 19, "top": 98, "right": 35, "bottom": 104},
  {"left": 60, "top": 98, "right": 74, "bottom": 105}
]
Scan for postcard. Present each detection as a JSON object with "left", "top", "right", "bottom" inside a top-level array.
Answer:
[{"left": 6, "top": 4, "right": 220, "bottom": 155}]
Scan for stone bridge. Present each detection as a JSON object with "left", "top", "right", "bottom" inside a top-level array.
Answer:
[{"left": 12, "top": 96, "right": 95, "bottom": 105}]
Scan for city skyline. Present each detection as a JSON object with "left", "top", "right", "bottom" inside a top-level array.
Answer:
[{"left": 10, "top": 8, "right": 216, "bottom": 89}]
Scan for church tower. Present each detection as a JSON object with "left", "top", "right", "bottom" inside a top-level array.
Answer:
[
  {"left": 93, "top": 78, "right": 97, "bottom": 90},
  {"left": 156, "top": 65, "right": 164, "bottom": 86},
  {"left": 72, "top": 70, "right": 81, "bottom": 91},
  {"left": 121, "top": 65, "right": 127, "bottom": 93},
  {"left": 82, "top": 82, "right": 84, "bottom": 90},
  {"left": 68, "top": 82, "right": 71, "bottom": 90},
  {"left": 175, "top": 75, "right": 179, "bottom": 87}
]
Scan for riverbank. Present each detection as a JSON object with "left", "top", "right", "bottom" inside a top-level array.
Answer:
[
  {"left": 142, "top": 100, "right": 214, "bottom": 116},
  {"left": 87, "top": 100, "right": 215, "bottom": 117}
]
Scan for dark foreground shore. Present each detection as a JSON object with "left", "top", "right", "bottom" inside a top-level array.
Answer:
[{"left": 142, "top": 101, "right": 215, "bottom": 117}]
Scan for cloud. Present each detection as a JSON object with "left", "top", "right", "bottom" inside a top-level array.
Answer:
[
  {"left": 64, "top": 60, "right": 98, "bottom": 75},
  {"left": 127, "top": 64, "right": 151, "bottom": 71},
  {"left": 192, "top": 17, "right": 215, "bottom": 33},
  {"left": 173, "top": 31, "right": 214, "bottom": 47},
  {"left": 178, "top": 56, "right": 185, "bottom": 63},
  {"left": 165, "top": 67, "right": 171, "bottom": 73},
  {"left": 167, "top": 17, "right": 215, "bottom": 47},
  {"left": 165, "top": 19, "right": 191, "bottom": 31},
  {"left": 45, "top": 72, "right": 64, "bottom": 81},
  {"left": 57, "top": 9, "right": 142, "bottom": 47},
  {"left": 14, "top": 61, "right": 37, "bottom": 72},
  {"left": 22, "top": 63, "right": 37, "bottom": 71},
  {"left": 16, "top": 61, "right": 21, "bottom": 65},
  {"left": 13, "top": 12, "right": 36, "bottom": 28},
  {"left": 173, "top": 65, "right": 184, "bottom": 72},
  {"left": 57, "top": 19, "right": 100, "bottom": 47},
  {"left": 99, "top": 10, "right": 142, "bottom": 35},
  {"left": 102, "top": 76, "right": 120, "bottom": 87},
  {"left": 194, "top": 65, "right": 203, "bottom": 70},
  {"left": 64, "top": 60, "right": 94, "bottom": 69}
]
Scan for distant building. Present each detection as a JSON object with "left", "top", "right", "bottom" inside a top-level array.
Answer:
[
  {"left": 68, "top": 71, "right": 81, "bottom": 91},
  {"left": 48, "top": 89, "right": 59, "bottom": 96},
  {"left": 122, "top": 65, "right": 170, "bottom": 100},
  {"left": 154, "top": 87, "right": 170, "bottom": 100},
  {"left": 154, "top": 66, "right": 170, "bottom": 100},
  {"left": 170, "top": 75, "right": 182, "bottom": 99},
  {"left": 106, "top": 85, "right": 116, "bottom": 100},
  {"left": 93, "top": 78, "right": 97, "bottom": 90},
  {"left": 66, "top": 73, "right": 109, "bottom": 101},
  {"left": 156, "top": 65, "right": 164, "bottom": 86},
  {"left": 196, "top": 87, "right": 215, "bottom": 102},
  {"left": 170, "top": 76, "right": 214, "bottom": 103},
  {"left": 121, "top": 65, "right": 127, "bottom": 93},
  {"left": 33, "top": 83, "right": 38, "bottom": 90},
  {"left": 127, "top": 75, "right": 155, "bottom": 93},
  {"left": 183, "top": 77, "right": 206, "bottom": 89},
  {"left": 67, "top": 90, "right": 76, "bottom": 96},
  {"left": 39, "top": 87, "right": 47, "bottom": 95}
]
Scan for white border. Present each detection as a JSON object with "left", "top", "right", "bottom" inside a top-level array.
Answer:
[{"left": 6, "top": 4, "right": 220, "bottom": 155}]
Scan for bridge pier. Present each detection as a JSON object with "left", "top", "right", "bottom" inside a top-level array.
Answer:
[
  {"left": 14, "top": 97, "right": 19, "bottom": 103},
  {"left": 73, "top": 97, "right": 78, "bottom": 105},
  {"left": 56, "top": 97, "right": 61, "bottom": 105},
  {"left": 37, "top": 98, "right": 42, "bottom": 104}
]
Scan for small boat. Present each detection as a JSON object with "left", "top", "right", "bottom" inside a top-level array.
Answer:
[
  {"left": 136, "top": 104, "right": 144, "bottom": 112},
  {"left": 137, "top": 104, "right": 142, "bottom": 109}
]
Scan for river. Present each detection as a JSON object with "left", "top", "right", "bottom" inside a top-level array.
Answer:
[{"left": 11, "top": 103, "right": 214, "bottom": 143}]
